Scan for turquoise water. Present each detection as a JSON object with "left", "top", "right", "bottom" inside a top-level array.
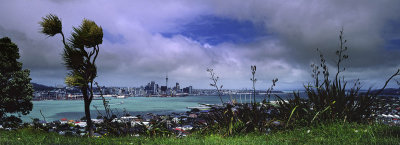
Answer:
[{"left": 21, "top": 94, "right": 296, "bottom": 122}]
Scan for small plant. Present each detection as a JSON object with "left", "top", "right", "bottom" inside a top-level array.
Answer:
[
  {"left": 202, "top": 103, "right": 280, "bottom": 136},
  {"left": 250, "top": 65, "right": 257, "bottom": 104},
  {"left": 93, "top": 82, "right": 112, "bottom": 120},
  {"left": 264, "top": 78, "right": 278, "bottom": 103},
  {"left": 207, "top": 68, "right": 224, "bottom": 104},
  {"left": 202, "top": 66, "right": 281, "bottom": 136}
]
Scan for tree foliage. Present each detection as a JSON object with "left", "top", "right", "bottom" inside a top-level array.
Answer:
[
  {"left": 39, "top": 14, "right": 62, "bottom": 37},
  {"left": 0, "top": 37, "right": 33, "bottom": 120}
]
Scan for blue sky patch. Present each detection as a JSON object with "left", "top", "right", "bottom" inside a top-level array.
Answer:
[
  {"left": 103, "top": 29, "right": 125, "bottom": 44},
  {"left": 162, "top": 15, "right": 267, "bottom": 45},
  {"left": 383, "top": 20, "right": 400, "bottom": 50},
  {"left": 385, "top": 39, "right": 400, "bottom": 50}
]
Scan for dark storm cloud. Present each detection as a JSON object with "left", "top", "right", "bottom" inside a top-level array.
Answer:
[
  {"left": 0, "top": 0, "right": 399, "bottom": 89},
  {"left": 0, "top": 25, "right": 68, "bottom": 84},
  {"left": 205, "top": 0, "right": 400, "bottom": 88}
]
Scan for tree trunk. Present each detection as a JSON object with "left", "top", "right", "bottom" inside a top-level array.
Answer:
[
  {"left": 84, "top": 100, "right": 94, "bottom": 137},
  {"left": 82, "top": 88, "right": 94, "bottom": 137}
]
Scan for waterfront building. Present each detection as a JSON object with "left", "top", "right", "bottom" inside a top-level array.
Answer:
[
  {"left": 183, "top": 86, "right": 193, "bottom": 94},
  {"left": 145, "top": 81, "right": 159, "bottom": 95}
]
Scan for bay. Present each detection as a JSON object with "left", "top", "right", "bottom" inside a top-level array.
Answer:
[{"left": 20, "top": 93, "right": 299, "bottom": 122}]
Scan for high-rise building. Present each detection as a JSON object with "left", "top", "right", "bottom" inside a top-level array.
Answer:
[
  {"left": 176, "top": 82, "right": 180, "bottom": 91},
  {"left": 145, "top": 81, "right": 159, "bottom": 95},
  {"left": 161, "top": 86, "right": 167, "bottom": 92},
  {"left": 183, "top": 86, "right": 193, "bottom": 94},
  {"left": 188, "top": 86, "right": 192, "bottom": 94}
]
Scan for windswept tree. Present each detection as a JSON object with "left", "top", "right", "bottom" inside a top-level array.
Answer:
[
  {"left": 40, "top": 14, "right": 103, "bottom": 136},
  {"left": 0, "top": 37, "right": 33, "bottom": 121}
]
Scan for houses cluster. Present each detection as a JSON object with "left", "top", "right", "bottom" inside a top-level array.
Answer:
[
  {"left": 0, "top": 105, "right": 218, "bottom": 137},
  {"left": 2, "top": 95, "right": 399, "bottom": 137},
  {"left": 374, "top": 96, "right": 400, "bottom": 125}
]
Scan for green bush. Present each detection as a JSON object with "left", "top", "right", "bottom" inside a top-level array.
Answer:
[
  {"left": 201, "top": 103, "right": 281, "bottom": 136},
  {"left": 276, "top": 29, "right": 400, "bottom": 127}
]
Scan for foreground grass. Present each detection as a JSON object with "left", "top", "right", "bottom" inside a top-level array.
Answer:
[{"left": 1, "top": 122, "right": 399, "bottom": 145}]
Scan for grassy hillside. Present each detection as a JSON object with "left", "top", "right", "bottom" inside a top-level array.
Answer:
[{"left": 1, "top": 122, "right": 399, "bottom": 145}]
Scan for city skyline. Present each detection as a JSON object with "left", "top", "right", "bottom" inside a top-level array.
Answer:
[{"left": 1, "top": 1, "right": 400, "bottom": 90}]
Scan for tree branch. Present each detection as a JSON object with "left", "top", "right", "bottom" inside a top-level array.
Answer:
[
  {"left": 92, "top": 45, "right": 100, "bottom": 65},
  {"left": 374, "top": 69, "right": 400, "bottom": 96},
  {"left": 89, "top": 81, "right": 94, "bottom": 102},
  {"left": 60, "top": 32, "right": 69, "bottom": 49}
]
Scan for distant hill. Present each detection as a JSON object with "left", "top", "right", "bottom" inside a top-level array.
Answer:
[
  {"left": 369, "top": 88, "right": 400, "bottom": 95},
  {"left": 31, "top": 83, "right": 55, "bottom": 91}
]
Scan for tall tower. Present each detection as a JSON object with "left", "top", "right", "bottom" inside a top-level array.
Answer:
[{"left": 166, "top": 73, "right": 168, "bottom": 89}]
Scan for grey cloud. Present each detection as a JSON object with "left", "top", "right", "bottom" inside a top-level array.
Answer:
[
  {"left": 202, "top": 0, "right": 400, "bottom": 88},
  {"left": 0, "top": 25, "right": 67, "bottom": 84},
  {"left": 1, "top": 0, "right": 400, "bottom": 89}
]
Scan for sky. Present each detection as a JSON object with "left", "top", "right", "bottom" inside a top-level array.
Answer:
[{"left": 1, "top": 0, "right": 400, "bottom": 90}]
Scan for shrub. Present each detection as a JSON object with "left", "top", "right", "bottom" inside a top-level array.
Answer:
[
  {"left": 203, "top": 68, "right": 280, "bottom": 136},
  {"left": 2, "top": 115, "right": 22, "bottom": 129},
  {"left": 276, "top": 29, "right": 400, "bottom": 127}
]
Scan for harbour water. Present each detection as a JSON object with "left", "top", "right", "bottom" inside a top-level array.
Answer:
[{"left": 20, "top": 93, "right": 300, "bottom": 122}]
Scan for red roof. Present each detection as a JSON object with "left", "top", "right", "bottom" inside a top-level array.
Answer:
[
  {"left": 174, "top": 128, "right": 183, "bottom": 131},
  {"left": 60, "top": 118, "right": 67, "bottom": 121}
]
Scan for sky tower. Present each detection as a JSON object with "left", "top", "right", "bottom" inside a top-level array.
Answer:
[{"left": 166, "top": 73, "right": 168, "bottom": 89}]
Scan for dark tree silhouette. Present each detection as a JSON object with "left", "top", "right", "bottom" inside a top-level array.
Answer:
[{"left": 0, "top": 37, "right": 33, "bottom": 121}]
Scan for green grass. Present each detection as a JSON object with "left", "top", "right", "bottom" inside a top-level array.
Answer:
[{"left": 1, "top": 122, "right": 399, "bottom": 145}]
